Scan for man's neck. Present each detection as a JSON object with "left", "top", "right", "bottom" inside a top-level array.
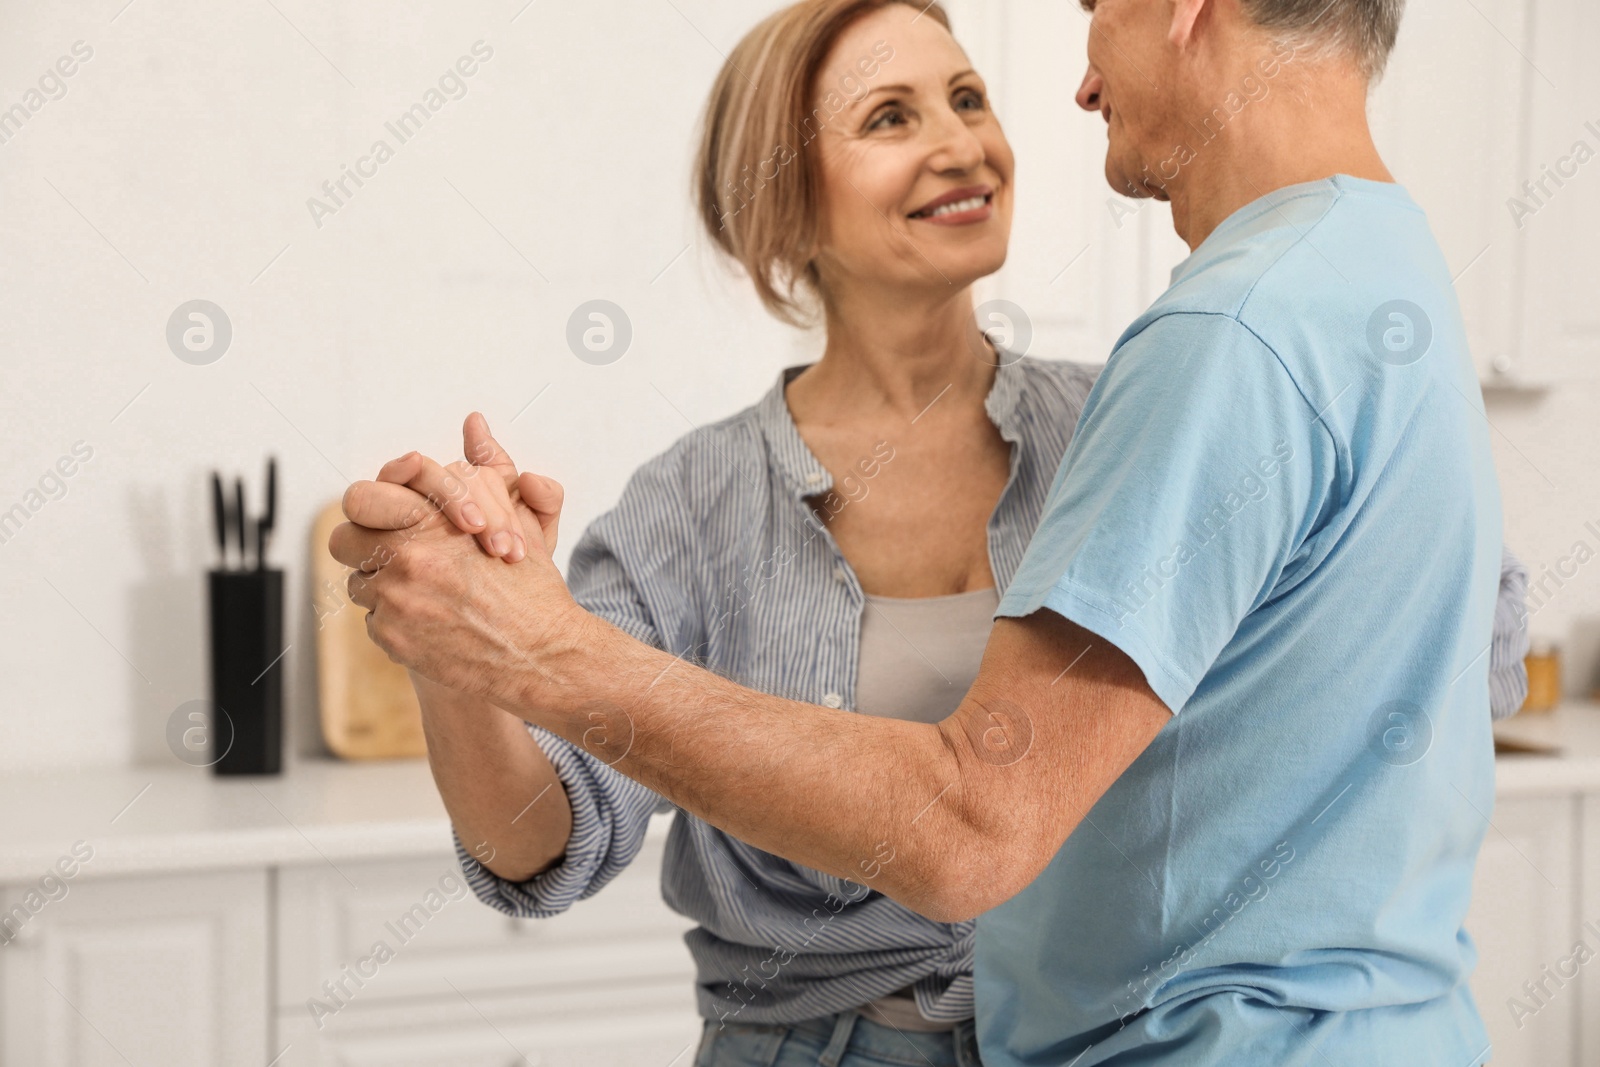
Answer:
[{"left": 1164, "top": 72, "right": 1394, "bottom": 250}]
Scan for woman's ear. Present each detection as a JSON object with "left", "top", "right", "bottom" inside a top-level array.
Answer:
[{"left": 1168, "top": 0, "right": 1211, "bottom": 50}]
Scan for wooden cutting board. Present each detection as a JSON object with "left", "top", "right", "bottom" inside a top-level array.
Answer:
[{"left": 311, "top": 500, "right": 427, "bottom": 759}]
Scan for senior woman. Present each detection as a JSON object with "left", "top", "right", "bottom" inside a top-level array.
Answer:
[{"left": 340, "top": 2, "right": 1531, "bottom": 1066}]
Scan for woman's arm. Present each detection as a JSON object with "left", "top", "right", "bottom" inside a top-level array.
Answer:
[
  {"left": 352, "top": 417, "right": 576, "bottom": 882},
  {"left": 1489, "top": 546, "right": 1531, "bottom": 720},
  {"left": 352, "top": 416, "right": 688, "bottom": 914},
  {"left": 412, "top": 671, "right": 572, "bottom": 882},
  {"left": 418, "top": 665, "right": 671, "bottom": 920}
]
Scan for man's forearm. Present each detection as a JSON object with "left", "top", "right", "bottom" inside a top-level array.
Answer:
[
  {"left": 493, "top": 613, "right": 1022, "bottom": 921},
  {"left": 413, "top": 674, "right": 573, "bottom": 883},
  {"left": 335, "top": 501, "right": 1169, "bottom": 919}
]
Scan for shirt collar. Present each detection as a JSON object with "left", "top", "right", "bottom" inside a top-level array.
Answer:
[{"left": 757, "top": 351, "right": 1028, "bottom": 500}]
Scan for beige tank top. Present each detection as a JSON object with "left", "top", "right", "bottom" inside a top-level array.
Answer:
[{"left": 853, "top": 586, "right": 1000, "bottom": 1031}]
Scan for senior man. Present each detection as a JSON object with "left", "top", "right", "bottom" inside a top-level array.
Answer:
[{"left": 334, "top": 0, "right": 1507, "bottom": 1062}]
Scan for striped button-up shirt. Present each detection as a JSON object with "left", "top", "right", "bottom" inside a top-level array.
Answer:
[
  {"left": 1491, "top": 548, "right": 1530, "bottom": 720},
  {"left": 457, "top": 355, "right": 1531, "bottom": 1027}
]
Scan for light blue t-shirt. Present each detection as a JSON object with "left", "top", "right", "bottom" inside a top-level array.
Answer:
[{"left": 978, "top": 176, "right": 1501, "bottom": 1066}]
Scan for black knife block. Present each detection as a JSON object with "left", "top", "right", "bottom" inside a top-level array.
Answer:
[{"left": 207, "top": 568, "right": 285, "bottom": 775}]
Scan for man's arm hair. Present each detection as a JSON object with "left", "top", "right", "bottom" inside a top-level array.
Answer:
[{"left": 515, "top": 607, "right": 1171, "bottom": 921}]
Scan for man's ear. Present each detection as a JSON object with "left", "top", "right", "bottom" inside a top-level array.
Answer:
[{"left": 1168, "top": 0, "right": 1211, "bottom": 50}]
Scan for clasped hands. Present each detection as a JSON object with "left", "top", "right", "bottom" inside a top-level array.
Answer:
[{"left": 327, "top": 413, "right": 594, "bottom": 711}]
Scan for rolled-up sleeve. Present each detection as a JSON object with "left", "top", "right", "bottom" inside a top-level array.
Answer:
[
  {"left": 1488, "top": 546, "right": 1531, "bottom": 720},
  {"left": 455, "top": 728, "right": 668, "bottom": 917},
  {"left": 455, "top": 451, "right": 703, "bottom": 916}
]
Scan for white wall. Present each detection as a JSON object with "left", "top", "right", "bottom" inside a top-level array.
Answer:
[
  {"left": 0, "top": 0, "right": 1595, "bottom": 770},
  {"left": 0, "top": 0, "right": 804, "bottom": 767}
]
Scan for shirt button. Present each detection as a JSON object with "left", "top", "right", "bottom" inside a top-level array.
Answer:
[
  {"left": 833, "top": 566, "right": 848, "bottom": 583},
  {"left": 805, "top": 471, "right": 824, "bottom": 487},
  {"left": 822, "top": 693, "right": 843, "bottom": 708}
]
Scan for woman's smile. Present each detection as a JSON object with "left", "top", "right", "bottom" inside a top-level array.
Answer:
[{"left": 909, "top": 184, "right": 995, "bottom": 225}]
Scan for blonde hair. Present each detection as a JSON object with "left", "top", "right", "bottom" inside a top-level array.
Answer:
[{"left": 694, "top": 0, "right": 952, "bottom": 325}]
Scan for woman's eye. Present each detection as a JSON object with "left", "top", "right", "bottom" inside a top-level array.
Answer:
[
  {"left": 954, "top": 88, "right": 985, "bottom": 112},
  {"left": 867, "top": 106, "right": 906, "bottom": 130}
]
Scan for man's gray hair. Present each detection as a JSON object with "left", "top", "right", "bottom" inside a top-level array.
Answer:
[{"left": 1240, "top": 0, "right": 1405, "bottom": 79}]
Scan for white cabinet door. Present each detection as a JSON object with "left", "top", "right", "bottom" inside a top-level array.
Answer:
[
  {"left": 1520, "top": 0, "right": 1600, "bottom": 385},
  {"left": 1368, "top": 0, "right": 1533, "bottom": 381},
  {"left": 274, "top": 836, "right": 699, "bottom": 1066},
  {"left": 1465, "top": 794, "right": 1579, "bottom": 1066},
  {"left": 1580, "top": 796, "right": 1600, "bottom": 1067},
  {"left": 0, "top": 869, "right": 269, "bottom": 1067},
  {"left": 276, "top": 844, "right": 695, "bottom": 1011},
  {"left": 945, "top": 0, "right": 1162, "bottom": 367},
  {"left": 964, "top": 0, "right": 1543, "bottom": 375},
  {"left": 272, "top": 982, "right": 702, "bottom": 1067}
]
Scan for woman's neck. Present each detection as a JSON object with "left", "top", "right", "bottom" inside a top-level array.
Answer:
[{"left": 788, "top": 284, "right": 996, "bottom": 427}]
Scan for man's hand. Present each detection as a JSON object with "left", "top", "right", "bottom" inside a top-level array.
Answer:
[{"left": 328, "top": 477, "right": 588, "bottom": 704}]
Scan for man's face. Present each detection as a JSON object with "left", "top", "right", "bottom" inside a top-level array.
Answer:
[{"left": 1074, "top": 0, "right": 1183, "bottom": 200}]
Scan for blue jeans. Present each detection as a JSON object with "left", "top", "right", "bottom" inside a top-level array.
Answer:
[{"left": 693, "top": 1008, "right": 983, "bottom": 1067}]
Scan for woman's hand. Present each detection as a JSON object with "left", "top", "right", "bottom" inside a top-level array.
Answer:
[
  {"left": 514, "top": 468, "right": 564, "bottom": 556},
  {"left": 357, "top": 411, "right": 565, "bottom": 563},
  {"left": 368, "top": 412, "right": 524, "bottom": 561}
]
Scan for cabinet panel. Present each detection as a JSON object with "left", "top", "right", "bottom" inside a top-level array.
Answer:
[
  {"left": 276, "top": 838, "right": 695, "bottom": 1009},
  {"left": 1521, "top": 0, "right": 1600, "bottom": 381},
  {"left": 1465, "top": 795, "right": 1579, "bottom": 1066},
  {"left": 273, "top": 978, "right": 700, "bottom": 1067},
  {"left": 971, "top": 0, "right": 1544, "bottom": 376},
  {"left": 1580, "top": 796, "right": 1600, "bottom": 1067},
  {"left": 1368, "top": 0, "right": 1531, "bottom": 379},
  {"left": 0, "top": 869, "right": 268, "bottom": 1067},
  {"left": 948, "top": 0, "right": 1155, "bottom": 367}
]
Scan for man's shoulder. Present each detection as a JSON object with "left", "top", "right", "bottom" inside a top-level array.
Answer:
[
  {"left": 1152, "top": 180, "right": 1438, "bottom": 323},
  {"left": 1120, "top": 183, "right": 1452, "bottom": 388},
  {"left": 1155, "top": 185, "right": 1344, "bottom": 317}
]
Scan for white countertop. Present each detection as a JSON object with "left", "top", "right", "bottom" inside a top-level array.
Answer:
[
  {"left": 1, "top": 704, "right": 1595, "bottom": 883},
  {"left": 1491, "top": 699, "right": 1600, "bottom": 797},
  {"left": 0, "top": 757, "right": 675, "bottom": 884},
  {"left": 0, "top": 758, "right": 459, "bottom": 883}
]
